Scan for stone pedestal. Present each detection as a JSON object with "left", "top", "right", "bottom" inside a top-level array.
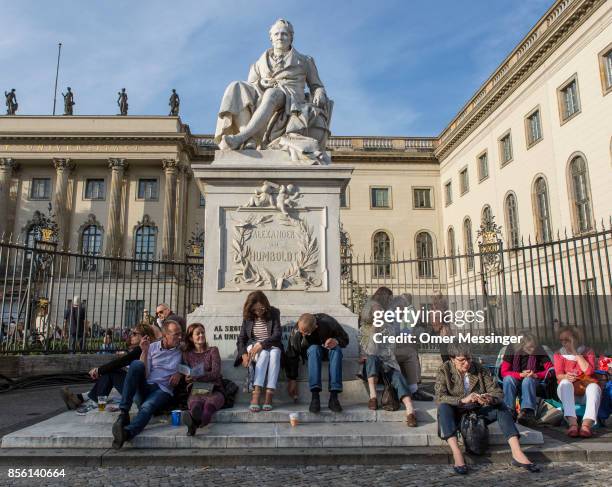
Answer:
[{"left": 189, "top": 150, "right": 358, "bottom": 359}]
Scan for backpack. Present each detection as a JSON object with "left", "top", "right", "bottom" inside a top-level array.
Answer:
[
  {"left": 221, "top": 379, "right": 239, "bottom": 409},
  {"left": 381, "top": 371, "right": 400, "bottom": 411},
  {"left": 460, "top": 411, "right": 489, "bottom": 455}
]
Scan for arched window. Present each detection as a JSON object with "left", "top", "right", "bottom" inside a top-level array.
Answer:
[
  {"left": 81, "top": 225, "right": 103, "bottom": 271},
  {"left": 447, "top": 227, "right": 456, "bottom": 276},
  {"left": 569, "top": 156, "right": 593, "bottom": 233},
  {"left": 463, "top": 218, "right": 474, "bottom": 271},
  {"left": 25, "top": 227, "right": 40, "bottom": 249},
  {"left": 415, "top": 231, "right": 434, "bottom": 278},
  {"left": 372, "top": 231, "right": 391, "bottom": 278},
  {"left": 534, "top": 177, "right": 552, "bottom": 242},
  {"left": 134, "top": 217, "right": 157, "bottom": 271},
  {"left": 504, "top": 193, "right": 520, "bottom": 248},
  {"left": 481, "top": 205, "right": 493, "bottom": 226}
]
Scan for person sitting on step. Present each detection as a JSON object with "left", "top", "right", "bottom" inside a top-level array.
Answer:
[
  {"left": 285, "top": 313, "right": 349, "bottom": 413},
  {"left": 234, "top": 291, "right": 283, "bottom": 412},
  {"left": 181, "top": 323, "right": 225, "bottom": 436},
  {"left": 111, "top": 320, "right": 183, "bottom": 449},
  {"left": 501, "top": 331, "right": 553, "bottom": 427},
  {"left": 60, "top": 323, "right": 157, "bottom": 414},
  {"left": 435, "top": 343, "right": 540, "bottom": 475},
  {"left": 554, "top": 325, "right": 601, "bottom": 438},
  {"left": 358, "top": 297, "right": 417, "bottom": 427}
]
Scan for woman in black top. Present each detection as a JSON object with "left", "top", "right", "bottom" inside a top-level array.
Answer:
[
  {"left": 60, "top": 323, "right": 156, "bottom": 414},
  {"left": 235, "top": 291, "right": 283, "bottom": 412}
]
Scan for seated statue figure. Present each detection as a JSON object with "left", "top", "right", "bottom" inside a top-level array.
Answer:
[{"left": 214, "top": 19, "right": 332, "bottom": 161}]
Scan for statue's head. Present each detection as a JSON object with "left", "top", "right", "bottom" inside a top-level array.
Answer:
[
  {"left": 269, "top": 19, "right": 293, "bottom": 51},
  {"left": 67, "top": 87, "right": 71, "bottom": 91}
]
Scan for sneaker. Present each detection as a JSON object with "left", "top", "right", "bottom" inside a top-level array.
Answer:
[
  {"left": 309, "top": 391, "right": 321, "bottom": 414},
  {"left": 60, "top": 386, "right": 83, "bottom": 410},
  {"left": 75, "top": 400, "right": 97, "bottom": 416},
  {"left": 411, "top": 389, "right": 434, "bottom": 402},
  {"left": 328, "top": 392, "right": 343, "bottom": 413}
]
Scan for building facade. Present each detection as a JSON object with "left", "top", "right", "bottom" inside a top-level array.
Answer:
[{"left": 0, "top": 0, "right": 610, "bottom": 341}]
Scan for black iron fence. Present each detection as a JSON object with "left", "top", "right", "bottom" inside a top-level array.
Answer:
[
  {"left": 341, "top": 221, "right": 612, "bottom": 354},
  {"left": 2, "top": 220, "right": 611, "bottom": 355},
  {"left": 0, "top": 238, "right": 203, "bottom": 354}
]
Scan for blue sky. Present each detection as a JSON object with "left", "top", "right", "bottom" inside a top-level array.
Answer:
[{"left": 1, "top": 0, "right": 552, "bottom": 136}]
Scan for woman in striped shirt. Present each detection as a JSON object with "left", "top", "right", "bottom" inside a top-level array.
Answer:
[{"left": 235, "top": 291, "right": 283, "bottom": 411}]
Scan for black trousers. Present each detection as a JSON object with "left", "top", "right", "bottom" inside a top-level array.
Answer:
[{"left": 437, "top": 402, "right": 519, "bottom": 441}]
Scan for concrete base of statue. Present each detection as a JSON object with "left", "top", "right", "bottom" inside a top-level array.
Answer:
[{"left": 188, "top": 150, "right": 358, "bottom": 360}]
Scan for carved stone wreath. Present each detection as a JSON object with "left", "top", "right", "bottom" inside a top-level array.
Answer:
[{"left": 231, "top": 213, "right": 321, "bottom": 290}]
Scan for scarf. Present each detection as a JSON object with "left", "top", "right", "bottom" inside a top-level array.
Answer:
[{"left": 511, "top": 350, "right": 538, "bottom": 372}]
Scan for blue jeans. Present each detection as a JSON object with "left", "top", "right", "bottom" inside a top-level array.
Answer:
[
  {"left": 307, "top": 344, "right": 343, "bottom": 392},
  {"left": 365, "top": 355, "right": 411, "bottom": 400},
  {"left": 119, "top": 360, "right": 172, "bottom": 438},
  {"left": 437, "top": 402, "right": 519, "bottom": 441},
  {"left": 87, "top": 370, "right": 126, "bottom": 403},
  {"left": 503, "top": 375, "right": 537, "bottom": 411}
]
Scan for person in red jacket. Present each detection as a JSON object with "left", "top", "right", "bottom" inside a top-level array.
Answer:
[
  {"left": 554, "top": 326, "right": 601, "bottom": 438},
  {"left": 501, "top": 332, "right": 552, "bottom": 426}
]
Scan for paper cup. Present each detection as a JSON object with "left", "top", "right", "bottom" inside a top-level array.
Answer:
[{"left": 289, "top": 412, "right": 299, "bottom": 427}]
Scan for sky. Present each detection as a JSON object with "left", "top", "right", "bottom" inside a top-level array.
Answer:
[{"left": 0, "top": 0, "right": 553, "bottom": 136}]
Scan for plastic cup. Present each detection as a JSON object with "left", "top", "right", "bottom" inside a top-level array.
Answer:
[
  {"left": 171, "top": 409, "right": 182, "bottom": 426},
  {"left": 289, "top": 412, "right": 299, "bottom": 427},
  {"left": 97, "top": 396, "right": 107, "bottom": 411}
]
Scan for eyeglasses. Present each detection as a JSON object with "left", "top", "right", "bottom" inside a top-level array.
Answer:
[
  {"left": 129, "top": 331, "right": 142, "bottom": 336},
  {"left": 559, "top": 338, "right": 571, "bottom": 343},
  {"left": 156, "top": 310, "right": 165, "bottom": 316},
  {"left": 453, "top": 357, "right": 471, "bottom": 364}
]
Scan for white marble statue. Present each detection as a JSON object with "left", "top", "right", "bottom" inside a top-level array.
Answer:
[{"left": 214, "top": 19, "right": 332, "bottom": 160}]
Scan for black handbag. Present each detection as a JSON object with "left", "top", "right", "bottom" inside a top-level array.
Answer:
[
  {"left": 460, "top": 411, "right": 489, "bottom": 455},
  {"left": 381, "top": 371, "right": 400, "bottom": 411}
]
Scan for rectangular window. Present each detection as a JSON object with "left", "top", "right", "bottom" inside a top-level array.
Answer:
[
  {"left": 525, "top": 109, "right": 542, "bottom": 147},
  {"left": 478, "top": 152, "right": 489, "bottom": 181},
  {"left": 137, "top": 179, "right": 158, "bottom": 201},
  {"left": 599, "top": 45, "right": 612, "bottom": 95},
  {"left": 444, "top": 181, "right": 452, "bottom": 206},
  {"left": 459, "top": 168, "right": 469, "bottom": 195},
  {"left": 413, "top": 188, "right": 432, "bottom": 209},
  {"left": 558, "top": 76, "right": 581, "bottom": 121},
  {"left": 370, "top": 187, "right": 390, "bottom": 208},
  {"left": 124, "top": 300, "right": 145, "bottom": 329},
  {"left": 199, "top": 193, "right": 206, "bottom": 207},
  {"left": 581, "top": 278, "right": 600, "bottom": 327},
  {"left": 499, "top": 132, "right": 513, "bottom": 165},
  {"left": 84, "top": 179, "right": 105, "bottom": 200},
  {"left": 340, "top": 186, "right": 349, "bottom": 208},
  {"left": 30, "top": 178, "right": 51, "bottom": 200}
]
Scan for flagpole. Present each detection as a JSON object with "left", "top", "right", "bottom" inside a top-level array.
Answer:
[{"left": 52, "top": 42, "right": 62, "bottom": 115}]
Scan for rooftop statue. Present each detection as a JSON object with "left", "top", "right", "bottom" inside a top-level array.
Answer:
[
  {"left": 4, "top": 89, "right": 18, "bottom": 115},
  {"left": 62, "top": 87, "right": 74, "bottom": 115},
  {"left": 169, "top": 89, "right": 180, "bottom": 116},
  {"left": 117, "top": 88, "right": 128, "bottom": 116},
  {"left": 214, "top": 19, "right": 332, "bottom": 164}
]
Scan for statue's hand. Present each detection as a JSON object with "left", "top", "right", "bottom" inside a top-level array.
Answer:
[{"left": 312, "top": 89, "right": 327, "bottom": 108}]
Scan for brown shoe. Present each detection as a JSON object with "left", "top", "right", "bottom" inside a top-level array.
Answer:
[
  {"left": 406, "top": 413, "right": 417, "bottom": 427},
  {"left": 368, "top": 397, "right": 378, "bottom": 410}
]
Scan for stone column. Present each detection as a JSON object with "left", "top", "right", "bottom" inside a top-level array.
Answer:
[
  {"left": 52, "top": 158, "right": 74, "bottom": 250},
  {"left": 174, "top": 163, "right": 189, "bottom": 261},
  {"left": 0, "top": 158, "right": 17, "bottom": 241},
  {"left": 105, "top": 158, "right": 128, "bottom": 256},
  {"left": 161, "top": 159, "right": 178, "bottom": 260}
]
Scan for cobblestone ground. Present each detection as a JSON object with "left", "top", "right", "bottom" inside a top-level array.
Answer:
[{"left": 1, "top": 462, "right": 610, "bottom": 487}]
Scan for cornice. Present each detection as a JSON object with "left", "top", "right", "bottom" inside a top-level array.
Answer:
[{"left": 434, "top": 0, "right": 605, "bottom": 162}]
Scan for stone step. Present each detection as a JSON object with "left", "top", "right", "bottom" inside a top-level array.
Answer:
[
  {"left": 1, "top": 411, "right": 544, "bottom": 449},
  {"left": 83, "top": 403, "right": 437, "bottom": 425}
]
